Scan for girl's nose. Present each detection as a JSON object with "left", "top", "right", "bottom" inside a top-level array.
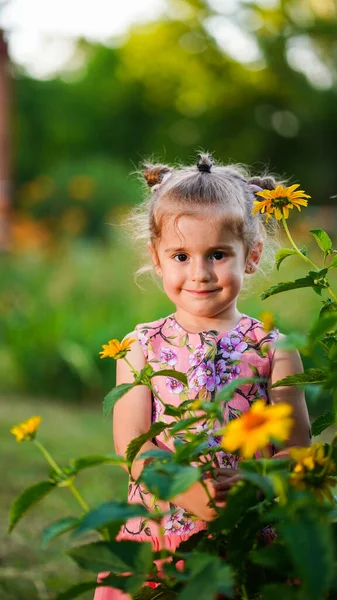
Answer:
[{"left": 190, "top": 259, "right": 212, "bottom": 282}]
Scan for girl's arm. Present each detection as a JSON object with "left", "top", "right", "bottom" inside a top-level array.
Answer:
[
  {"left": 113, "top": 335, "right": 217, "bottom": 521},
  {"left": 269, "top": 334, "right": 311, "bottom": 457}
]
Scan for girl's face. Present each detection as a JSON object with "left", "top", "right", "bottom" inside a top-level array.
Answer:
[{"left": 149, "top": 212, "right": 262, "bottom": 325}]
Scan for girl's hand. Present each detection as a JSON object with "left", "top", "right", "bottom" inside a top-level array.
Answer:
[{"left": 212, "top": 467, "right": 242, "bottom": 502}]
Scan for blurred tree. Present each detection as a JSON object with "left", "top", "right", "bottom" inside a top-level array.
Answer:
[{"left": 10, "top": 0, "right": 337, "bottom": 239}]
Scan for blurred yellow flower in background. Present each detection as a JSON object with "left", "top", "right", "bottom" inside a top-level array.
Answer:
[
  {"left": 99, "top": 337, "right": 136, "bottom": 360},
  {"left": 260, "top": 311, "right": 276, "bottom": 333},
  {"left": 252, "top": 184, "right": 310, "bottom": 222},
  {"left": 221, "top": 400, "right": 294, "bottom": 458},
  {"left": 10, "top": 416, "right": 42, "bottom": 442},
  {"left": 290, "top": 442, "right": 336, "bottom": 502}
]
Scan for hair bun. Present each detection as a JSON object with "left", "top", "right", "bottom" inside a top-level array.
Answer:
[
  {"left": 197, "top": 153, "right": 212, "bottom": 173},
  {"left": 143, "top": 164, "right": 172, "bottom": 188},
  {"left": 248, "top": 176, "right": 277, "bottom": 191}
]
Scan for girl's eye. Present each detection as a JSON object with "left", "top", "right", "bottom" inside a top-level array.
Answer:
[
  {"left": 211, "top": 251, "right": 227, "bottom": 260},
  {"left": 174, "top": 253, "right": 188, "bottom": 262}
]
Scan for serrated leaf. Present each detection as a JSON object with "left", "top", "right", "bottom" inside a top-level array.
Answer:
[
  {"left": 275, "top": 248, "right": 298, "bottom": 271},
  {"left": 103, "top": 383, "right": 135, "bottom": 417},
  {"left": 271, "top": 368, "right": 326, "bottom": 388},
  {"left": 140, "top": 462, "right": 200, "bottom": 500},
  {"left": 126, "top": 421, "right": 172, "bottom": 468},
  {"left": 9, "top": 480, "right": 56, "bottom": 533},
  {"left": 239, "top": 471, "right": 275, "bottom": 499},
  {"left": 309, "top": 228, "right": 333, "bottom": 253},
  {"left": 74, "top": 500, "right": 158, "bottom": 537},
  {"left": 151, "top": 369, "right": 187, "bottom": 385},
  {"left": 71, "top": 454, "right": 125, "bottom": 472},
  {"left": 42, "top": 517, "right": 79, "bottom": 546},
  {"left": 261, "top": 275, "right": 320, "bottom": 300},
  {"left": 311, "top": 411, "right": 336, "bottom": 437},
  {"left": 68, "top": 540, "right": 153, "bottom": 574}
]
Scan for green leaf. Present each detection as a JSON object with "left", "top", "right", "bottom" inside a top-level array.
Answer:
[
  {"left": 239, "top": 458, "right": 290, "bottom": 474},
  {"left": 55, "top": 581, "right": 100, "bottom": 600},
  {"left": 271, "top": 368, "right": 326, "bottom": 388},
  {"left": 275, "top": 248, "right": 298, "bottom": 271},
  {"left": 71, "top": 453, "right": 125, "bottom": 472},
  {"left": 274, "top": 332, "right": 307, "bottom": 351},
  {"left": 261, "top": 275, "right": 320, "bottom": 300},
  {"left": 55, "top": 574, "right": 146, "bottom": 600},
  {"left": 309, "top": 228, "right": 333, "bottom": 253},
  {"left": 9, "top": 480, "right": 56, "bottom": 533},
  {"left": 42, "top": 517, "right": 79, "bottom": 546},
  {"left": 239, "top": 471, "right": 275, "bottom": 499},
  {"left": 311, "top": 411, "right": 336, "bottom": 437},
  {"left": 278, "top": 515, "right": 334, "bottom": 600},
  {"left": 328, "top": 255, "right": 337, "bottom": 270},
  {"left": 151, "top": 369, "right": 187, "bottom": 386},
  {"left": 103, "top": 383, "right": 135, "bottom": 417},
  {"left": 74, "top": 500, "right": 157, "bottom": 537},
  {"left": 140, "top": 462, "right": 200, "bottom": 500},
  {"left": 180, "top": 333, "right": 188, "bottom": 347},
  {"left": 126, "top": 421, "right": 172, "bottom": 468},
  {"left": 260, "top": 583, "right": 299, "bottom": 600},
  {"left": 309, "top": 313, "right": 337, "bottom": 342},
  {"left": 68, "top": 540, "right": 153, "bottom": 574},
  {"left": 178, "top": 554, "right": 233, "bottom": 600}
]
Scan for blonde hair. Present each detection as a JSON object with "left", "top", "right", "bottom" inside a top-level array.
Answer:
[{"left": 126, "top": 153, "right": 282, "bottom": 287}]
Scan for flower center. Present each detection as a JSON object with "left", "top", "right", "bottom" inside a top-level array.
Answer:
[
  {"left": 273, "top": 197, "right": 291, "bottom": 207},
  {"left": 244, "top": 412, "right": 268, "bottom": 430}
]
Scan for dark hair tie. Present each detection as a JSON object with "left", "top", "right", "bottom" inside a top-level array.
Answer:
[{"left": 197, "top": 153, "right": 212, "bottom": 173}]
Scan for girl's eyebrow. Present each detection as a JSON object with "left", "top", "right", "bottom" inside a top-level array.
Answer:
[{"left": 164, "top": 245, "right": 235, "bottom": 254}]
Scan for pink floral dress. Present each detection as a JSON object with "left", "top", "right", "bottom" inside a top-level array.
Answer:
[{"left": 94, "top": 313, "right": 278, "bottom": 599}]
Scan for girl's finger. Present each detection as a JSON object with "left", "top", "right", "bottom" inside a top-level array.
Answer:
[
  {"left": 214, "top": 475, "right": 241, "bottom": 490},
  {"left": 214, "top": 467, "right": 238, "bottom": 478}
]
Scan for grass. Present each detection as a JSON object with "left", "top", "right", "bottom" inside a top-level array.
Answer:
[{"left": 0, "top": 394, "right": 128, "bottom": 600}]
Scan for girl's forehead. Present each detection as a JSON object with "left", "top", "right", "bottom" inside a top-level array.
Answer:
[{"left": 159, "top": 213, "right": 243, "bottom": 247}]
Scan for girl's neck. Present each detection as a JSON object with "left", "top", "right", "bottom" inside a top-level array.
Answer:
[{"left": 173, "top": 306, "right": 243, "bottom": 335}]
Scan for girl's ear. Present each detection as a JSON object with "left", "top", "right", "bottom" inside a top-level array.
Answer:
[
  {"left": 245, "top": 241, "right": 263, "bottom": 274},
  {"left": 147, "top": 242, "right": 162, "bottom": 276}
]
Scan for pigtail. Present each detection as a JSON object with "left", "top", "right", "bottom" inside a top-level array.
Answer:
[
  {"left": 143, "top": 163, "right": 172, "bottom": 188},
  {"left": 196, "top": 152, "right": 213, "bottom": 173},
  {"left": 247, "top": 176, "right": 277, "bottom": 191}
]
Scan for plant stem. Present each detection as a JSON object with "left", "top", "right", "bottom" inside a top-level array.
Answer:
[
  {"left": 282, "top": 217, "right": 319, "bottom": 270},
  {"left": 241, "top": 583, "right": 249, "bottom": 600},
  {"left": 282, "top": 217, "right": 337, "bottom": 302},
  {"left": 34, "top": 439, "right": 63, "bottom": 475},
  {"left": 69, "top": 482, "right": 90, "bottom": 512},
  {"left": 123, "top": 356, "right": 139, "bottom": 379},
  {"left": 34, "top": 440, "right": 90, "bottom": 514}
]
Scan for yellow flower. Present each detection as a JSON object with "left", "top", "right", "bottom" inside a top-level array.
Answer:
[
  {"left": 290, "top": 442, "right": 336, "bottom": 502},
  {"left": 99, "top": 337, "right": 136, "bottom": 360},
  {"left": 260, "top": 311, "right": 276, "bottom": 333},
  {"left": 252, "top": 184, "right": 310, "bottom": 222},
  {"left": 221, "top": 400, "right": 294, "bottom": 459},
  {"left": 10, "top": 416, "right": 41, "bottom": 442},
  {"left": 290, "top": 442, "right": 329, "bottom": 474}
]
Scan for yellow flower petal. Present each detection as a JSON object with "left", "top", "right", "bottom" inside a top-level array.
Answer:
[{"left": 10, "top": 416, "right": 42, "bottom": 442}]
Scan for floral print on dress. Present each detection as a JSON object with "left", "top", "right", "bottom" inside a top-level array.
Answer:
[{"left": 121, "top": 312, "right": 279, "bottom": 541}]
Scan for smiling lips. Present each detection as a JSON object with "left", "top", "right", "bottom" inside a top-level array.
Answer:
[{"left": 185, "top": 289, "right": 220, "bottom": 295}]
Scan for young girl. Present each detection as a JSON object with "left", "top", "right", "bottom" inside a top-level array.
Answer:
[{"left": 94, "top": 153, "right": 311, "bottom": 599}]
